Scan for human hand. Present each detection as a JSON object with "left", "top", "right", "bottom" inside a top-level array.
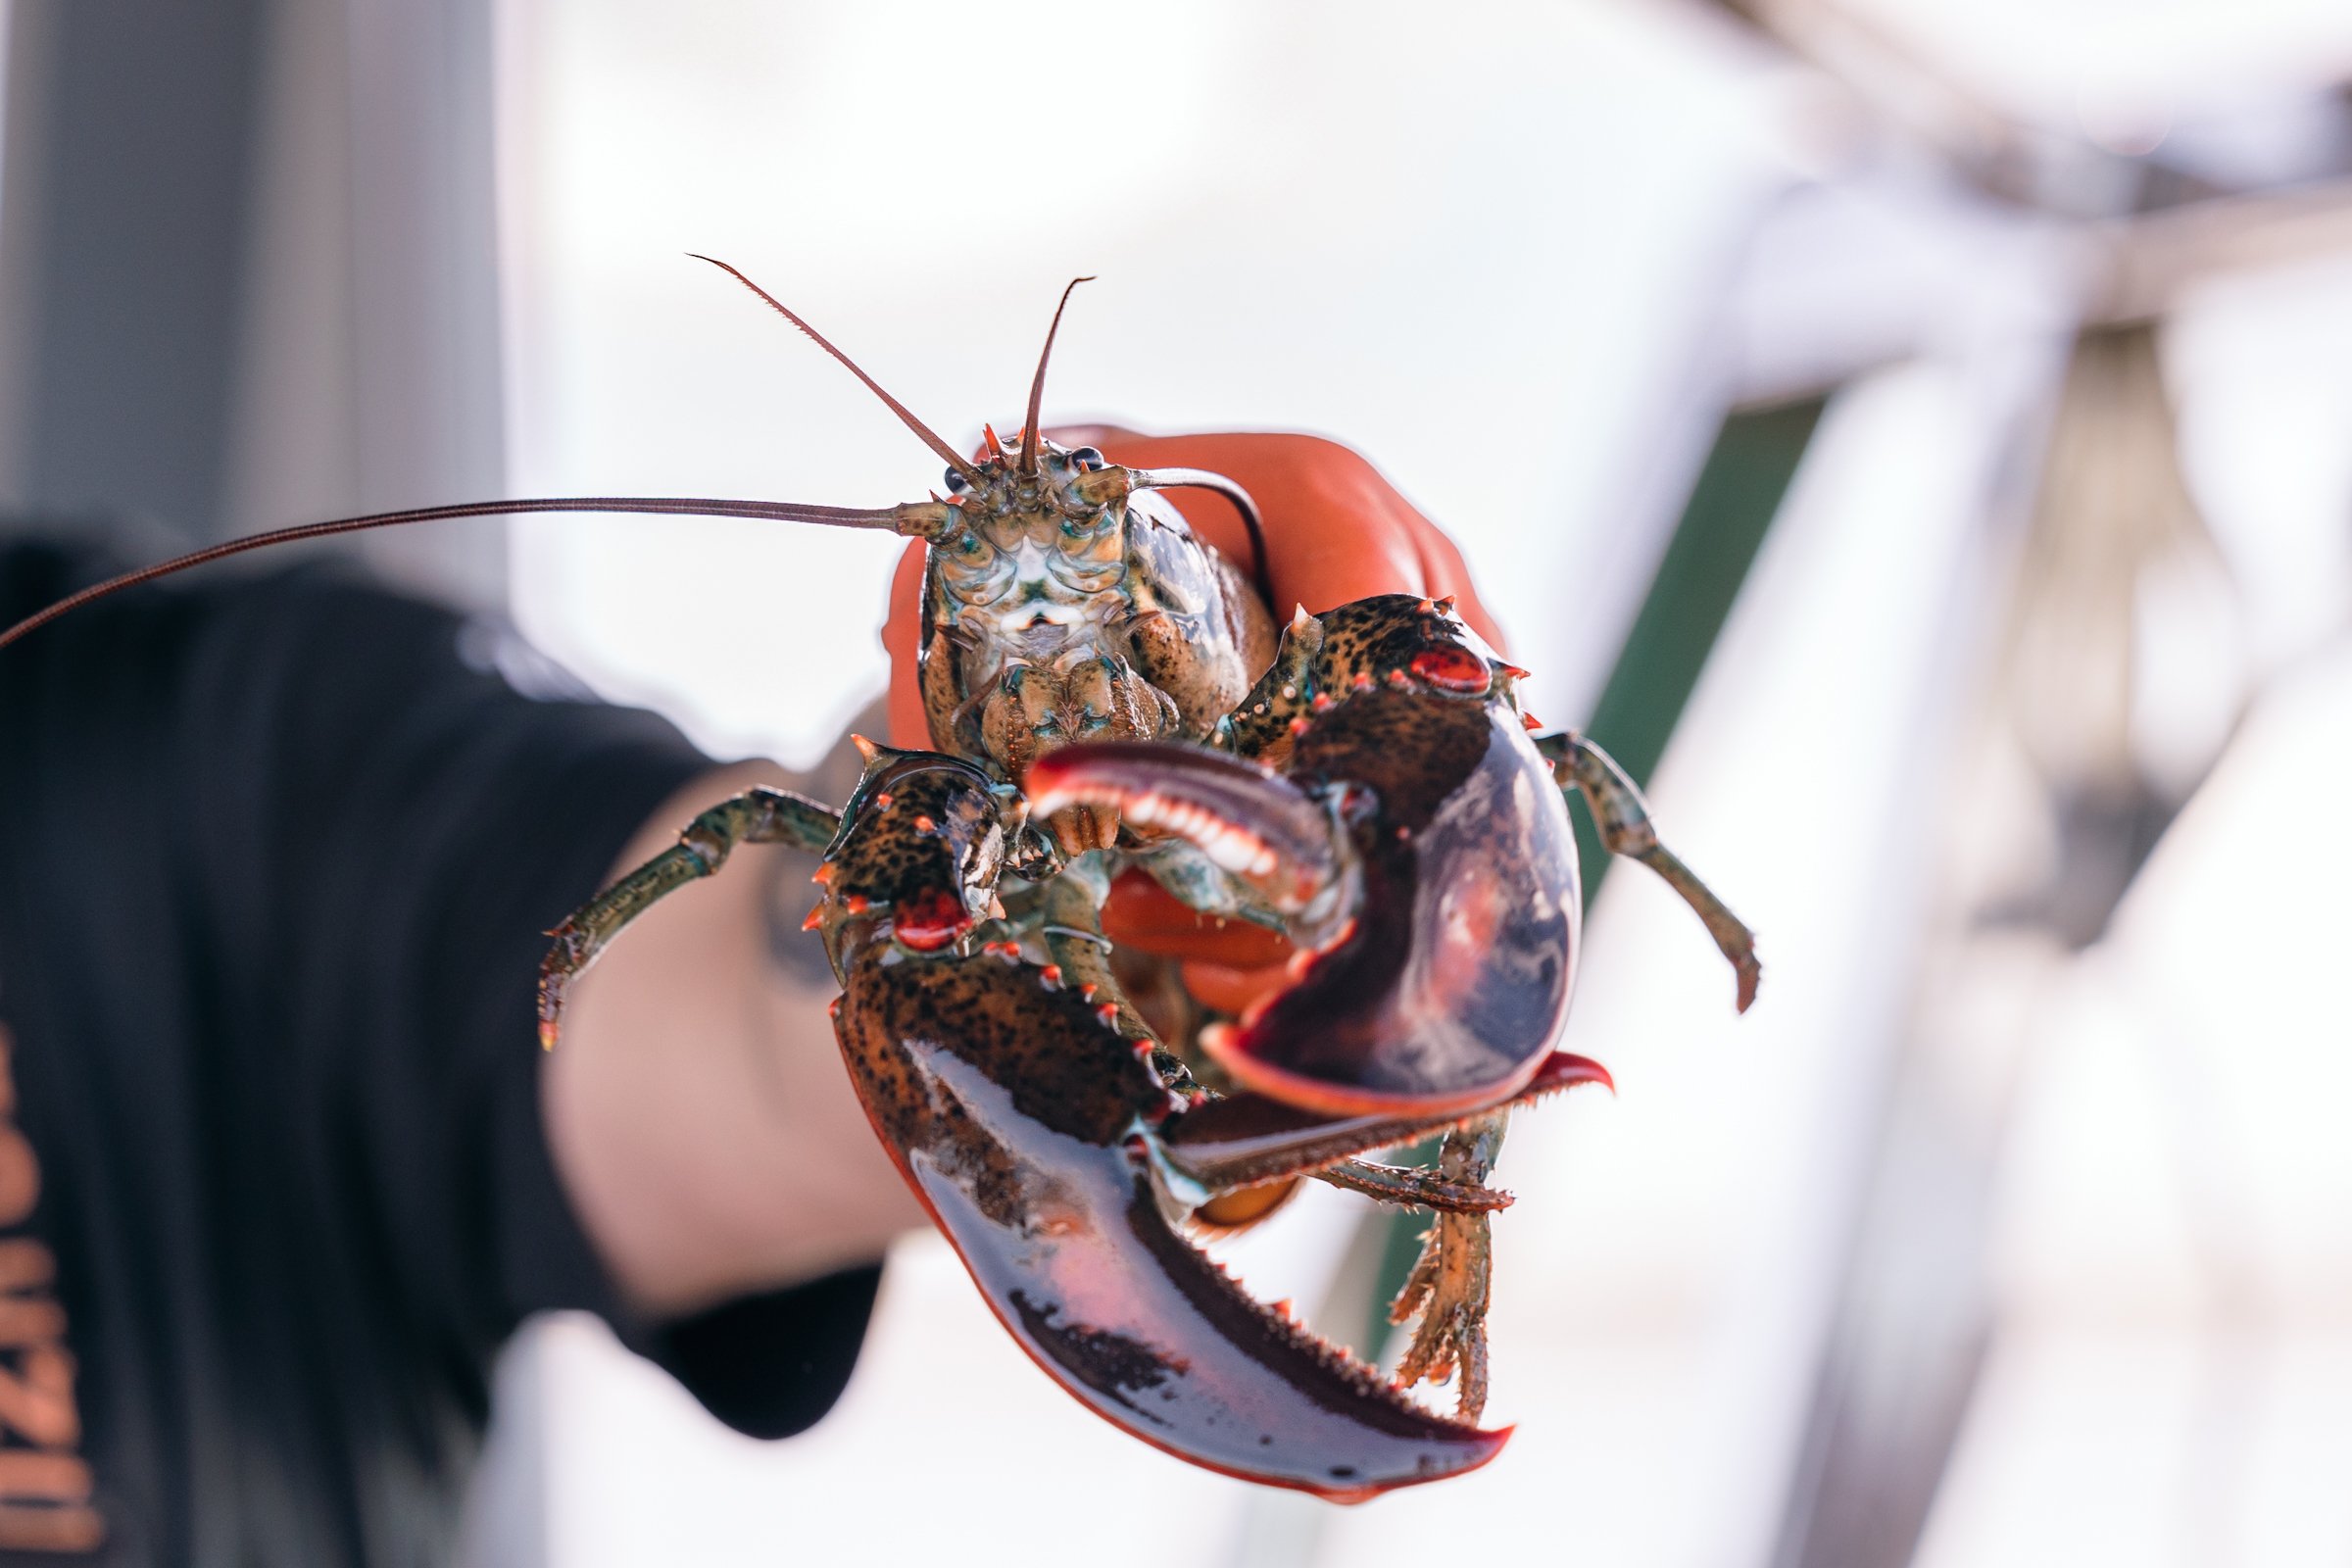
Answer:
[{"left": 878, "top": 428, "right": 1506, "bottom": 1011}]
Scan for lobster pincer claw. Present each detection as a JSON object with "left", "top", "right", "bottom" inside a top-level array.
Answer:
[
  {"left": 1025, "top": 684, "right": 1582, "bottom": 1118},
  {"left": 829, "top": 932, "right": 1509, "bottom": 1500},
  {"left": 809, "top": 740, "right": 1506, "bottom": 1497},
  {"left": 804, "top": 739, "right": 1011, "bottom": 974}
]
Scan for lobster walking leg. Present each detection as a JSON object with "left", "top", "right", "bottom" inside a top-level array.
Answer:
[
  {"left": 1539, "top": 731, "right": 1762, "bottom": 1012},
  {"left": 1033, "top": 858, "right": 1155, "bottom": 1044},
  {"left": 537, "top": 786, "right": 841, "bottom": 1048},
  {"left": 1389, "top": 1111, "right": 1509, "bottom": 1422},
  {"left": 1316, "top": 1157, "right": 1512, "bottom": 1215}
]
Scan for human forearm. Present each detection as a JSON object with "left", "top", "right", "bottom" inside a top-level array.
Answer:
[{"left": 541, "top": 754, "right": 922, "bottom": 1321}]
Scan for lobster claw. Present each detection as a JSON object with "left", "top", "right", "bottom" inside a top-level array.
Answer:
[
  {"left": 830, "top": 937, "right": 1507, "bottom": 1499},
  {"left": 1026, "top": 686, "right": 1581, "bottom": 1118},
  {"left": 813, "top": 745, "right": 1504, "bottom": 1497}
]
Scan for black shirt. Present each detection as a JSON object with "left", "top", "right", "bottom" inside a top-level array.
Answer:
[{"left": 0, "top": 544, "right": 878, "bottom": 1565}]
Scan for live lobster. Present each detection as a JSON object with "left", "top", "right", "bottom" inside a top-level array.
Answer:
[{"left": 0, "top": 267, "right": 1760, "bottom": 1501}]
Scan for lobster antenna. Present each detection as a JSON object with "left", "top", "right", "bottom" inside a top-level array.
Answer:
[
  {"left": 0, "top": 494, "right": 956, "bottom": 651},
  {"left": 688, "top": 255, "right": 987, "bottom": 488},
  {"left": 1018, "top": 276, "right": 1096, "bottom": 474},
  {"left": 1129, "top": 467, "right": 1275, "bottom": 612}
]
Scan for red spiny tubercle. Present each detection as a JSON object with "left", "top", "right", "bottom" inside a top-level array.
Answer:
[
  {"left": 1408, "top": 645, "right": 1491, "bottom": 694},
  {"left": 892, "top": 887, "right": 971, "bottom": 952}
]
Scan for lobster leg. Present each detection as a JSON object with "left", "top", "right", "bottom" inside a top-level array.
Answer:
[
  {"left": 537, "top": 786, "right": 841, "bottom": 1048},
  {"left": 1216, "top": 604, "right": 1325, "bottom": 760},
  {"left": 1538, "top": 731, "right": 1762, "bottom": 1013},
  {"left": 1389, "top": 1110, "right": 1509, "bottom": 1422},
  {"left": 1159, "top": 1051, "right": 1608, "bottom": 1197},
  {"left": 1195, "top": 1155, "right": 1515, "bottom": 1232},
  {"left": 1034, "top": 857, "right": 1154, "bottom": 1044},
  {"left": 1318, "top": 1158, "right": 1511, "bottom": 1215}
]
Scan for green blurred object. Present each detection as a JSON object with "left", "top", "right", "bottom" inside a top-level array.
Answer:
[
  {"left": 1353, "top": 394, "right": 1828, "bottom": 1360},
  {"left": 1571, "top": 396, "right": 1826, "bottom": 897}
]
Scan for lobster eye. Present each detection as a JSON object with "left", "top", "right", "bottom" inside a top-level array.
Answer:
[
  {"left": 944, "top": 467, "right": 972, "bottom": 494},
  {"left": 1066, "top": 447, "right": 1105, "bottom": 472}
]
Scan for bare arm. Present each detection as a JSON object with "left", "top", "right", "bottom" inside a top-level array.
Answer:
[{"left": 540, "top": 748, "right": 923, "bottom": 1321}]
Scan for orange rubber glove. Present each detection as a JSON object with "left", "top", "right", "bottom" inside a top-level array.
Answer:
[{"left": 881, "top": 428, "right": 1506, "bottom": 1012}]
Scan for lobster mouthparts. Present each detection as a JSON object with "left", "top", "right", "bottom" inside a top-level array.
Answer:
[
  {"left": 1026, "top": 688, "right": 1581, "bottom": 1118},
  {"left": 832, "top": 939, "right": 1508, "bottom": 1500}
]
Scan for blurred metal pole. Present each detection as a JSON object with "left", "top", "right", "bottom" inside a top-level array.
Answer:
[
  {"left": 238, "top": 0, "right": 508, "bottom": 609},
  {"left": 0, "top": 0, "right": 507, "bottom": 610},
  {"left": 1766, "top": 322, "right": 2249, "bottom": 1568},
  {"left": 0, "top": 0, "right": 264, "bottom": 546},
  {"left": 220, "top": 0, "right": 509, "bottom": 610}
]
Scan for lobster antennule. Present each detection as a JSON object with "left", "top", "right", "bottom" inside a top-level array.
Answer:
[
  {"left": 1018, "top": 276, "right": 1096, "bottom": 474},
  {"left": 0, "top": 495, "right": 957, "bottom": 652},
  {"left": 687, "top": 253, "right": 988, "bottom": 489}
]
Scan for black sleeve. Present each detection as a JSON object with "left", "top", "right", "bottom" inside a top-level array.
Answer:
[{"left": 0, "top": 543, "right": 876, "bottom": 1566}]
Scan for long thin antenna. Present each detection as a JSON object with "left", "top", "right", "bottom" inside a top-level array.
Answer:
[
  {"left": 0, "top": 494, "right": 953, "bottom": 650},
  {"left": 1019, "top": 276, "right": 1096, "bottom": 474},
  {"left": 687, "top": 255, "right": 987, "bottom": 488},
  {"left": 1131, "top": 467, "right": 1274, "bottom": 610}
]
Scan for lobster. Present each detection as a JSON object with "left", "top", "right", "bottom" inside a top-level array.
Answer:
[{"left": 0, "top": 266, "right": 1760, "bottom": 1501}]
